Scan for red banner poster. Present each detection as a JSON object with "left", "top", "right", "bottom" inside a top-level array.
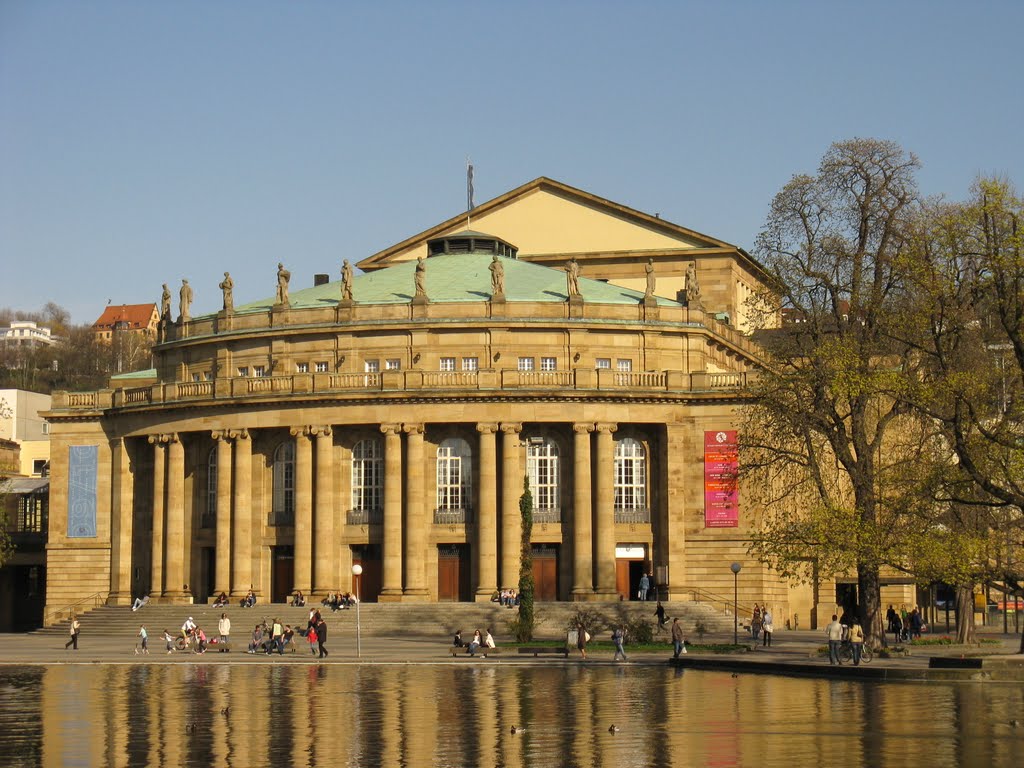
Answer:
[{"left": 704, "top": 430, "right": 738, "bottom": 528}]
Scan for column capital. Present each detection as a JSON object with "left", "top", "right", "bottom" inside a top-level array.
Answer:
[
  {"left": 309, "top": 425, "right": 333, "bottom": 438},
  {"left": 380, "top": 423, "right": 402, "bottom": 436},
  {"left": 290, "top": 425, "right": 311, "bottom": 438},
  {"left": 403, "top": 423, "right": 425, "bottom": 435},
  {"left": 573, "top": 423, "right": 595, "bottom": 435},
  {"left": 500, "top": 422, "right": 523, "bottom": 435},
  {"left": 211, "top": 429, "right": 233, "bottom": 441},
  {"left": 476, "top": 422, "right": 499, "bottom": 435},
  {"left": 228, "top": 428, "right": 250, "bottom": 440},
  {"left": 148, "top": 432, "right": 180, "bottom": 445},
  {"left": 595, "top": 423, "right": 618, "bottom": 435}
]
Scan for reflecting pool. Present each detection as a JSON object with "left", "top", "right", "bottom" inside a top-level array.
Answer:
[{"left": 0, "top": 664, "right": 1021, "bottom": 767}]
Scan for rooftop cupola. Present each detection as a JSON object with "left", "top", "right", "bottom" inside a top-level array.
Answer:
[{"left": 427, "top": 230, "right": 517, "bottom": 258}]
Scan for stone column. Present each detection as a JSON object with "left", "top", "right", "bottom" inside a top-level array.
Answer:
[
  {"left": 403, "top": 424, "right": 428, "bottom": 599},
  {"left": 380, "top": 424, "right": 403, "bottom": 600},
  {"left": 231, "top": 429, "right": 252, "bottom": 596},
  {"left": 475, "top": 423, "right": 499, "bottom": 600},
  {"left": 109, "top": 437, "right": 134, "bottom": 603},
  {"left": 500, "top": 423, "right": 522, "bottom": 591},
  {"left": 595, "top": 423, "right": 618, "bottom": 596},
  {"left": 292, "top": 426, "right": 313, "bottom": 594},
  {"left": 149, "top": 436, "right": 166, "bottom": 597},
  {"left": 572, "top": 423, "right": 594, "bottom": 598},
  {"left": 313, "top": 426, "right": 334, "bottom": 594},
  {"left": 213, "top": 431, "right": 233, "bottom": 597},
  {"left": 165, "top": 433, "right": 186, "bottom": 599}
]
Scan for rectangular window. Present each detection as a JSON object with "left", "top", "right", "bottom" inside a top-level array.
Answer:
[
  {"left": 540, "top": 357, "right": 557, "bottom": 371},
  {"left": 253, "top": 365, "right": 267, "bottom": 377},
  {"left": 616, "top": 359, "right": 633, "bottom": 372},
  {"left": 518, "top": 357, "right": 535, "bottom": 371},
  {"left": 595, "top": 358, "right": 611, "bottom": 370},
  {"left": 203, "top": 371, "right": 212, "bottom": 381},
  {"left": 192, "top": 373, "right": 202, "bottom": 382},
  {"left": 386, "top": 358, "right": 401, "bottom": 370},
  {"left": 462, "top": 357, "right": 478, "bottom": 371},
  {"left": 440, "top": 357, "right": 456, "bottom": 371},
  {"left": 237, "top": 366, "right": 250, "bottom": 377},
  {"left": 364, "top": 360, "right": 379, "bottom": 373},
  {"left": 296, "top": 362, "right": 309, "bottom": 373},
  {"left": 32, "top": 459, "right": 47, "bottom": 476},
  {"left": 41, "top": 422, "right": 49, "bottom": 435},
  {"left": 315, "top": 361, "right": 329, "bottom": 373}
]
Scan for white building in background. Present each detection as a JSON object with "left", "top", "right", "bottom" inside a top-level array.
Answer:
[
  {"left": 0, "top": 389, "right": 52, "bottom": 477},
  {"left": 0, "top": 321, "right": 56, "bottom": 349}
]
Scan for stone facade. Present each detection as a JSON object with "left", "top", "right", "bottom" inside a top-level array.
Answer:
[{"left": 42, "top": 177, "right": 840, "bottom": 625}]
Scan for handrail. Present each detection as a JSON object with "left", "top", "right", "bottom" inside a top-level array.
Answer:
[
  {"left": 44, "top": 591, "right": 106, "bottom": 626},
  {"left": 682, "top": 585, "right": 759, "bottom": 618}
]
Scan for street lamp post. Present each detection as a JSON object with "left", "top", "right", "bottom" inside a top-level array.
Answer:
[
  {"left": 730, "top": 562, "right": 742, "bottom": 646},
  {"left": 351, "top": 563, "right": 363, "bottom": 658}
]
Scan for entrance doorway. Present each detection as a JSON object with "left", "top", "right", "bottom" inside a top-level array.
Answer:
[
  {"left": 200, "top": 547, "right": 215, "bottom": 603},
  {"left": 437, "top": 545, "right": 471, "bottom": 601},
  {"left": 531, "top": 544, "right": 559, "bottom": 601},
  {"left": 351, "top": 545, "right": 382, "bottom": 603},
  {"left": 614, "top": 544, "right": 649, "bottom": 600},
  {"left": 271, "top": 546, "right": 294, "bottom": 603}
]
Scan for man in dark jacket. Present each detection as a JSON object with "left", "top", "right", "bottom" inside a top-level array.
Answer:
[{"left": 316, "top": 617, "right": 328, "bottom": 658}]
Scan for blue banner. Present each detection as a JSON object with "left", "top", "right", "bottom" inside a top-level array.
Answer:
[{"left": 67, "top": 445, "right": 98, "bottom": 538}]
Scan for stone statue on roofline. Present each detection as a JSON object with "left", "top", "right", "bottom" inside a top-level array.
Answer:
[
  {"left": 219, "top": 272, "right": 234, "bottom": 314},
  {"left": 178, "top": 279, "right": 193, "bottom": 323},
  {"left": 490, "top": 255, "right": 505, "bottom": 297},
  {"left": 160, "top": 283, "right": 172, "bottom": 321},
  {"left": 685, "top": 261, "right": 701, "bottom": 306},
  {"left": 414, "top": 255, "right": 427, "bottom": 298},
  {"left": 645, "top": 258, "right": 656, "bottom": 298},
  {"left": 276, "top": 263, "right": 291, "bottom": 307},
  {"left": 341, "top": 259, "right": 354, "bottom": 302},
  {"left": 566, "top": 257, "right": 581, "bottom": 298}
]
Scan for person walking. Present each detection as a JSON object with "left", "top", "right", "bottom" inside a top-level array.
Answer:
[
  {"left": 271, "top": 618, "right": 284, "bottom": 655},
  {"left": 135, "top": 625, "right": 149, "bottom": 655},
  {"left": 638, "top": 572, "right": 651, "bottom": 601},
  {"left": 671, "top": 618, "right": 686, "bottom": 658},
  {"left": 654, "top": 601, "right": 668, "bottom": 633},
  {"left": 316, "top": 617, "right": 328, "bottom": 658},
  {"left": 751, "top": 604, "right": 762, "bottom": 642},
  {"left": 612, "top": 624, "right": 628, "bottom": 661},
  {"left": 218, "top": 612, "right": 231, "bottom": 649},
  {"left": 576, "top": 623, "right": 589, "bottom": 659},
  {"left": 761, "top": 607, "right": 774, "bottom": 647},
  {"left": 849, "top": 619, "right": 865, "bottom": 666},
  {"left": 825, "top": 614, "right": 844, "bottom": 665},
  {"left": 65, "top": 615, "right": 80, "bottom": 650}
]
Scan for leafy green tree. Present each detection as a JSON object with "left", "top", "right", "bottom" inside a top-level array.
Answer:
[{"left": 743, "top": 138, "right": 924, "bottom": 646}]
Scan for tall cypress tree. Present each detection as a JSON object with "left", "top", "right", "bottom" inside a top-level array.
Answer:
[{"left": 516, "top": 473, "right": 535, "bottom": 642}]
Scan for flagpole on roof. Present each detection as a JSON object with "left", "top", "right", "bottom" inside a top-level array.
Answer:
[{"left": 466, "top": 157, "right": 474, "bottom": 229}]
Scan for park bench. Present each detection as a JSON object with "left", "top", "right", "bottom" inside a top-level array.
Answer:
[
  {"left": 451, "top": 646, "right": 501, "bottom": 657},
  {"left": 517, "top": 647, "right": 570, "bottom": 658}
]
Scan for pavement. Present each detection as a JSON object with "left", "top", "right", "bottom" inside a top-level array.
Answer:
[{"left": 2, "top": 625, "right": 1022, "bottom": 681}]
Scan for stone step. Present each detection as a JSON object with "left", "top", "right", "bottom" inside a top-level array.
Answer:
[{"left": 35, "top": 600, "right": 735, "bottom": 639}]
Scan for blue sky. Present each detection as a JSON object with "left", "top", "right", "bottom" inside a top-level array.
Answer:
[{"left": 2, "top": 1, "right": 1022, "bottom": 324}]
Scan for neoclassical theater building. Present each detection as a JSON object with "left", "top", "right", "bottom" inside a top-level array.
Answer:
[{"left": 44, "top": 178, "right": 803, "bottom": 620}]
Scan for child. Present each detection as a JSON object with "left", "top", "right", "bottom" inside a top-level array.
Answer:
[
  {"left": 136, "top": 625, "right": 149, "bottom": 655},
  {"left": 307, "top": 625, "right": 319, "bottom": 655},
  {"left": 163, "top": 629, "right": 174, "bottom": 654}
]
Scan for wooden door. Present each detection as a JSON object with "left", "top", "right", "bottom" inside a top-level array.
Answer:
[
  {"left": 351, "top": 545, "right": 382, "bottom": 603},
  {"left": 437, "top": 545, "right": 466, "bottom": 601},
  {"left": 531, "top": 555, "right": 558, "bottom": 601},
  {"left": 271, "top": 546, "right": 294, "bottom": 603}
]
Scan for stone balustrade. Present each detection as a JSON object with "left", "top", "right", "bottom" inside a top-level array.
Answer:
[{"left": 54, "top": 368, "right": 751, "bottom": 411}]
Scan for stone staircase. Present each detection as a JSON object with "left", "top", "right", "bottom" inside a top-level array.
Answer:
[{"left": 34, "top": 599, "right": 734, "bottom": 641}]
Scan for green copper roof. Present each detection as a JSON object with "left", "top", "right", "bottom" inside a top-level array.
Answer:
[
  {"left": 110, "top": 368, "right": 157, "bottom": 381},
  {"left": 234, "top": 254, "right": 679, "bottom": 312}
]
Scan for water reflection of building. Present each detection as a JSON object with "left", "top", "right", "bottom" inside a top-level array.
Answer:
[{"left": 29, "top": 665, "right": 1024, "bottom": 766}]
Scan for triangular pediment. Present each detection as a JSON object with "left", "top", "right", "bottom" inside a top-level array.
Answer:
[{"left": 358, "top": 177, "right": 736, "bottom": 271}]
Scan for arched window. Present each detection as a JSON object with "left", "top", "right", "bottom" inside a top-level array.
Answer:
[
  {"left": 614, "top": 437, "right": 647, "bottom": 521},
  {"left": 436, "top": 437, "right": 472, "bottom": 522},
  {"left": 272, "top": 441, "right": 295, "bottom": 524},
  {"left": 527, "top": 438, "right": 560, "bottom": 522},
  {"left": 351, "top": 438, "right": 383, "bottom": 523},
  {"left": 204, "top": 446, "right": 217, "bottom": 528}
]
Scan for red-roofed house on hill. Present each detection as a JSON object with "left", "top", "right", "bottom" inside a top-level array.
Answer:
[{"left": 91, "top": 303, "right": 160, "bottom": 343}]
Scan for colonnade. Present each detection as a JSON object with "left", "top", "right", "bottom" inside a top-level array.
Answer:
[{"left": 136, "top": 420, "right": 626, "bottom": 602}]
